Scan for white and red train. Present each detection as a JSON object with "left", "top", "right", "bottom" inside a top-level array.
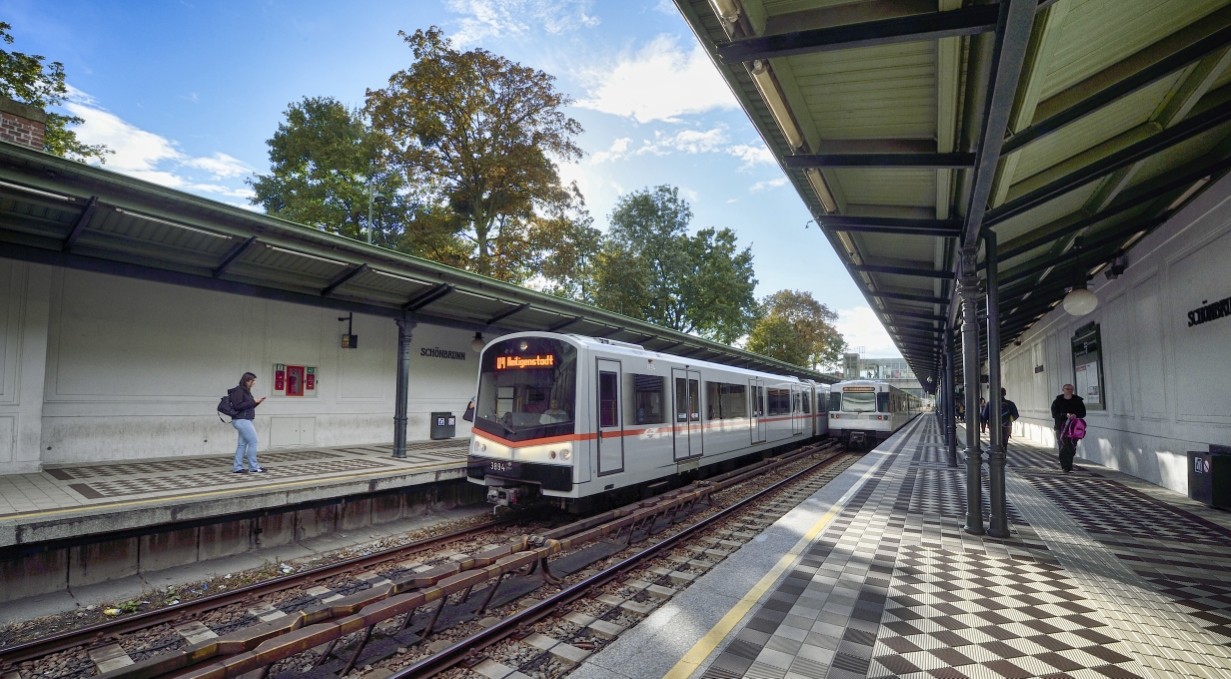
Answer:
[{"left": 465, "top": 332, "right": 833, "bottom": 509}]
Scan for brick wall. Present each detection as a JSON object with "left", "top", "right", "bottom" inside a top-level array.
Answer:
[{"left": 0, "top": 97, "right": 48, "bottom": 151}]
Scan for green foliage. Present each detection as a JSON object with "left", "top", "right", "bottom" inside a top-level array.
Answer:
[
  {"left": 248, "top": 96, "right": 425, "bottom": 250},
  {"left": 746, "top": 290, "right": 846, "bottom": 369},
  {"left": 0, "top": 22, "right": 108, "bottom": 162},
  {"left": 586, "top": 186, "right": 758, "bottom": 343},
  {"left": 365, "top": 27, "right": 584, "bottom": 282}
]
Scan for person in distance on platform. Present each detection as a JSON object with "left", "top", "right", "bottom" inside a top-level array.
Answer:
[
  {"left": 229, "top": 372, "right": 266, "bottom": 473},
  {"left": 982, "top": 388, "right": 1020, "bottom": 445},
  {"left": 1051, "top": 384, "right": 1086, "bottom": 469},
  {"left": 978, "top": 397, "right": 988, "bottom": 434},
  {"left": 539, "top": 399, "right": 569, "bottom": 425}
]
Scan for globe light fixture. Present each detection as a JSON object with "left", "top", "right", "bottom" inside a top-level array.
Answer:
[
  {"left": 470, "top": 332, "right": 485, "bottom": 353},
  {"left": 1063, "top": 236, "right": 1098, "bottom": 316},
  {"left": 1063, "top": 287, "right": 1098, "bottom": 316}
]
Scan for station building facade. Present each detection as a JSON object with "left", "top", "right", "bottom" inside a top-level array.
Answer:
[
  {"left": 0, "top": 260, "right": 482, "bottom": 474},
  {"left": 999, "top": 172, "right": 1231, "bottom": 494}
]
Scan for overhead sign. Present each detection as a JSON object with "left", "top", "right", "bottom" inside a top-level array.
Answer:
[
  {"left": 495, "top": 354, "right": 555, "bottom": 370},
  {"left": 843, "top": 386, "right": 875, "bottom": 392}
]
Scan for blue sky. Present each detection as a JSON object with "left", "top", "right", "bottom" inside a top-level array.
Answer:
[{"left": 11, "top": 0, "right": 899, "bottom": 357}]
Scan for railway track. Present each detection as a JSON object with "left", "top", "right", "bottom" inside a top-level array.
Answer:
[{"left": 0, "top": 441, "right": 850, "bottom": 679}]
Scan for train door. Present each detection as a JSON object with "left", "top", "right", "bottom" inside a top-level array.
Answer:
[
  {"left": 672, "top": 368, "right": 702, "bottom": 460},
  {"left": 596, "top": 359, "right": 624, "bottom": 475},
  {"left": 749, "top": 378, "right": 766, "bottom": 444}
]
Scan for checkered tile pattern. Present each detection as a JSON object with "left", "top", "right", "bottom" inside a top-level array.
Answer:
[
  {"left": 45, "top": 449, "right": 341, "bottom": 480},
  {"left": 71, "top": 458, "right": 392, "bottom": 497},
  {"left": 699, "top": 417, "right": 1231, "bottom": 679},
  {"left": 869, "top": 545, "right": 1145, "bottom": 679}
]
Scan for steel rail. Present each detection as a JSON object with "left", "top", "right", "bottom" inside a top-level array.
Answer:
[
  {"left": 0, "top": 513, "right": 532, "bottom": 666},
  {"left": 10, "top": 441, "right": 834, "bottom": 679},
  {"left": 393, "top": 447, "right": 852, "bottom": 679}
]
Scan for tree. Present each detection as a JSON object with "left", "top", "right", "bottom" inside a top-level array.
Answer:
[
  {"left": 365, "top": 27, "right": 584, "bottom": 282},
  {"left": 249, "top": 97, "right": 409, "bottom": 247},
  {"left": 530, "top": 187, "right": 603, "bottom": 302},
  {"left": 0, "top": 22, "right": 108, "bottom": 162},
  {"left": 590, "top": 186, "right": 758, "bottom": 343},
  {"left": 746, "top": 290, "right": 846, "bottom": 369}
]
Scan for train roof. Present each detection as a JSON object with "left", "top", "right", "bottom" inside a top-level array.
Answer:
[{"left": 486, "top": 331, "right": 829, "bottom": 385}]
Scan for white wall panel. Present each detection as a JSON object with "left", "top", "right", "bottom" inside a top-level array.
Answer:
[{"left": 998, "top": 171, "right": 1231, "bottom": 493}]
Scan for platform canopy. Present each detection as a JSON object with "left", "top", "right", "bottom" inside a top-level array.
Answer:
[
  {"left": 677, "top": 0, "right": 1231, "bottom": 389},
  {"left": 0, "top": 143, "right": 832, "bottom": 383}
]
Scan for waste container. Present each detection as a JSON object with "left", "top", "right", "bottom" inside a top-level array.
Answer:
[
  {"left": 430, "top": 412, "right": 456, "bottom": 440},
  {"left": 1187, "top": 450, "right": 1231, "bottom": 508}
]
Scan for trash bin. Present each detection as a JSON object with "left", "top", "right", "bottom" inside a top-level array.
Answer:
[
  {"left": 1187, "top": 450, "right": 1231, "bottom": 508},
  {"left": 430, "top": 412, "right": 456, "bottom": 440}
]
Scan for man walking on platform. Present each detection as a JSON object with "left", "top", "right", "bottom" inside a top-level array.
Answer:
[
  {"left": 1051, "top": 384, "right": 1086, "bottom": 469},
  {"left": 982, "top": 388, "right": 1019, "bottom": 445}
]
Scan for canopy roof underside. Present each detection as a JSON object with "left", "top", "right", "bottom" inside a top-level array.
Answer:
[{"left": 678, "top": 0, "right": 1231, "bottom": 390}]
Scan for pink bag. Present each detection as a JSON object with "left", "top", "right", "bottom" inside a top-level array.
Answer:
[{"left": 1062, "top": 417, "right": 1086, "bottom": 440}]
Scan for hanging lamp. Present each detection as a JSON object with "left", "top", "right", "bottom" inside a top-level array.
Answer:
[{"left": 1062, "top": 237, "right": 1098, "bottom": 316}]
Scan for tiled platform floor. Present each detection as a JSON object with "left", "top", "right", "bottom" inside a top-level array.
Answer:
[
  {"left": 695, "top": 418, "right": 1231, "bottom": 679},
  {"left": 0, "top": 439, "right": 468, "bottom": 519}
]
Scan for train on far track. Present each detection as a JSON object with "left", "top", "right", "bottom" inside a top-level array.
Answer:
[
  {"left": 826, "top": 379, "right": 925, "bottom": 449},
  {"left": 465, "top": 332, "right": 835, "bottom": 511}
]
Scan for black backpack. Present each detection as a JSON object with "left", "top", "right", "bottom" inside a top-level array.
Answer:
[{"left": 217, "top": 391, "right": 238, "bottom": 422}]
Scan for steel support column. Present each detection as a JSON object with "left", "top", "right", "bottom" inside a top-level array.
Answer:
[
  {"left": 985, "top": 232, "right": 1009, "bottom": 537},
  {"left": 959, "top": 250, "right": 985, "bottom": 534},
  {"left": 945, "top": 338, "right": 958, "bottom": 468},
  {"left": 393, "top": 317, "right": 416, "bottom": 459}
]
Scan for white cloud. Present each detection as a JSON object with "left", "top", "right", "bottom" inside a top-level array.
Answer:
[
  {"left": 62, "top": 99, "right": 256, "bottom": 202},
  {"left": 750, "top": 177, "right": 788, "bottom": 192},
  {"left": 836, "top": 306, "right": 902, "bottom": 358},
  {"left": 727, "top": 143, "right": 774, "bottom": 169},
  {"left": 591, "top": 137, "right": 632, "bottom": 164},
  {"left": 447, "top": 0, "right": 598, "bottom": 44},
  {"left": 654, "top": 0, "right": 677, "bottom": 15},
  {"left": 65, "top": 102, "right": 182, "bottom": 180},
  {"left": 184, "top": 152, "right": 252, "bottom": 179},
  {"left": 637, "top": 127, "right": 729, "bottom": 156},
  {"left": 576, "top": 35, "right": 737, "bottom": 123}
]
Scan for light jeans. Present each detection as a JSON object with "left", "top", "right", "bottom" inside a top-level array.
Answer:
[{"left": 232, "top": 419, "right": 260, "bottom": 471}]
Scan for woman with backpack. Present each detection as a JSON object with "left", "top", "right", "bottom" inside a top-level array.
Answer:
[
  {"left": 1058, "top": 415, "right": 1086, "bottom": 473},
  {"left": 228, "top": 372, "right": 266, "bottom": 473}
]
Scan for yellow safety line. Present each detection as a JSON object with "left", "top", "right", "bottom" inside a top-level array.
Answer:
[
  {"left": 0, "top": 461, "right": 463, "bottom": 521},
  {"left": 661, "top": 419, "right": 919, "bottom": 679}
]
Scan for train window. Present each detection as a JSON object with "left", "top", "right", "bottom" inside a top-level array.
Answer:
[
  {"left": 768, "top": 389, "right": 791, "bottom": 415},
  {"left": 829, "top": 392, "right": 841, "bottom": 412},
  {"left": 632, "top": 374, "right": 665, "bottom": 425},
  {"left": 675, "top": 377, "right": 702, "bottom": 421},
  {"left": 841, "top": 390, "right": 876, "bottom": 412},
  {"left": 877, "top": 392, "right": 890, "bottom": 412},
  {"left": 475, "top": 336, "right": 578, "bottom": 441},
  {"left": 802, "top": 393, "right": 811, "bottom": 414},
  {"left": 752, "top": 385, "right": 764, "bottom": 417},
  {"left": 705, "top": 382, "right": 748, "bottom": 420},
  {"left": 599, "top": 371, "right": 619, "bottom": 428}
]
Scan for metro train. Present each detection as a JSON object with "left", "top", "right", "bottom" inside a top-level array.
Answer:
[
  {"left": 465, "top": 332, "right": 832, "bottom": 509},
  {"left": 827, "top": 380, "right": 924, "bottom": 448}
]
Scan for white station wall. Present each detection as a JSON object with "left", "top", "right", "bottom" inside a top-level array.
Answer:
[
  {"left": 0, "top": 262, "right": 481, "bottom": 472},
  {"left": 999, "top": 173, "right": 1231, "bottom": 494}
]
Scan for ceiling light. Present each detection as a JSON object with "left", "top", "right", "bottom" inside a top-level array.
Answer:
[
  {"left": 709, "top": 0, "right": 741, "bottom": 22},
  {"left": 471, "top": 332, "right": 486, "bottom": 353},
  {"left": 805, "top": 169, "right": 838, "bottom": 213},
  {"left": 1063, "top": 288, "right": 1098, "bottom": 316},
  {"left": 749, "top": 60, "right": 804, "bottom": 151}
]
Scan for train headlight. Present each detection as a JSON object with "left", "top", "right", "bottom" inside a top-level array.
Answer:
[{"left": 561, "top": 449, "right": 571, "bottom": 460}]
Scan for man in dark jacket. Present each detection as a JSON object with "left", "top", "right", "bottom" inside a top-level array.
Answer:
[
  {"left": 981, "top": 388, "right": 1020, "bottom": 445},
  {"left": 228, "top": 372, "right": 266, "bottom": 473},
  {"left": 1051, "top": 384, "right": 1086, "bottom": 470}
]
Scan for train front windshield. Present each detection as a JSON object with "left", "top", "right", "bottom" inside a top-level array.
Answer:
[
  {"left": 474, "top": 337, "right": 577, "bottom": 442},
  {"left": 840, "top": 390, "right": 878, "bottom": 413}
]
